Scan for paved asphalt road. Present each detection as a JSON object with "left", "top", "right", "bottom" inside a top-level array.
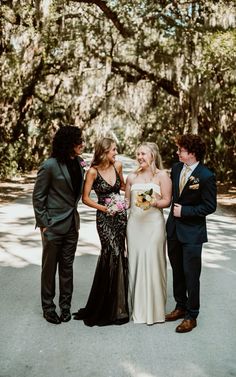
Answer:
[{"left": 0, "top": 156, "right": 236, "bottom": 377}]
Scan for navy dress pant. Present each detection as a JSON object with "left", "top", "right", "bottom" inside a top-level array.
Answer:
[{"left": 167, "top": 239, "right": 202, "bottom": 319}]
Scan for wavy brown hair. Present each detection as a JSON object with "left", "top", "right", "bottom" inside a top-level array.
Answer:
[
  {"left": 176, "top": 134, "right": 206, "bottom": 161},
  {"left": 91, "top": 137, "right": 116, "bottom": 167}
]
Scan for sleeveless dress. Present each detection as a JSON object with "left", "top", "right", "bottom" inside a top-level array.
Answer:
[
  {"left": 127, "top": 182, "right": 167, "bottom": 325},
  {"left": 73, "top": 168, "right": 129, "bottom": 326}
]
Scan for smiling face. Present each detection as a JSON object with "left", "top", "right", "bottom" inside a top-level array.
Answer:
[
  {"left": 176, "top": 146, "right": 196, "bottom": 165},
  {"left": 73, "top": 141, "right": 85, "bottom": 157},
  {"left": 136, "top": 146, "right": 152, "bottom": 169},
  {"left": 107, "top": 143, "right": 118, "bottom": 164}
]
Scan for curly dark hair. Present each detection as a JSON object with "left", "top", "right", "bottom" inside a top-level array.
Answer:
[
  {"left": 175, "top": 134, "right": 206, "bottom": 161},
  {"left": 51, "top": 125, "right": 83, "bottom": 162}
]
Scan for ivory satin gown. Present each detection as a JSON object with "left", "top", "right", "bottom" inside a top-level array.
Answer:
[{"left": 127, "top": 182, "right": 167, "bottom": 325}]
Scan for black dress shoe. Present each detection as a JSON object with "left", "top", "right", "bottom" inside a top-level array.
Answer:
[
  {"left": 60, "top": 311, "right": 71, "bottom": 322},
  {"left": 43, "top": 311, "right": 61, "bottom": 324}
]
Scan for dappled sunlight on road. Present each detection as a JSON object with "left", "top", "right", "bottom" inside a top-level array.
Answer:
[
  {"left": 1, "top": 158, "right": 236, "bottom": 377},
  {"left": 0, "top": 244, "right": 41, "bottom": 268},
  {"left": 121, "top": 362, "right": 157, "bottom": 377},
  {"left": 0, "top": 154, "right": 235, "bottom": 271},
  {"left": 1, "top": 197, "right": 236, "bottom": 270},
  {"left": 1, "top": 199, "right": 235, "bottom": 274},
  {"left": 0, "top": 153, "right": 135, "bottom": 267},
  {"left": 202, "top": 212, "right": 236, "bottom": 271},
  {"left": 121, "top": 360, "right": 211, "bottom": 377},
  {"left": 0, "top": 190, "right": 101, "bottom": 267},
  {"left": 0, "top": 202, "right": 42, "bottom": 267},
  {"left": 76, "top": 201, "right": 100, "bottom": 256}
]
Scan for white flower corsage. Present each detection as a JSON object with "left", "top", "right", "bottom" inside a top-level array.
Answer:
[{"left": 189, "top": 176, "right": 200, "bottom": 190}]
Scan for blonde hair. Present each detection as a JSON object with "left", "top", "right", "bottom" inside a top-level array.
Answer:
[
  {"left": 91, "top": 137, "right": 116, "bottom": 167},
  {"left": 136, "top": 142, "right": 163, "bottom": 174}
]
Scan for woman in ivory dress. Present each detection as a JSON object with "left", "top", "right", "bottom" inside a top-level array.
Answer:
[{"left": 125, "top": 142, "right": 172, "bottom": 325}]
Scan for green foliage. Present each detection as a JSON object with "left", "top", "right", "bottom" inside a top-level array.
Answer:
[
  {"left": 0, "top": 0, "right": 235, "bottom": 183},
  {"left": 0, "top": 143, "right": 19, "bottom": 179}
]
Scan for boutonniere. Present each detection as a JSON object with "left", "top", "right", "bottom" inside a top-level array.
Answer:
[
  {"left": 78, "top": 156, "right": 87, "bottom": 168},
  {"left": 189, "top": 176, "right": 200, "bottom": 190},
  {"left": 80, "top": 160, "right": 87, "bottom": 168}
]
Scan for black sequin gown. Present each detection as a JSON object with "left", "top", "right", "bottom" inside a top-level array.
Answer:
[{"left": 73, "top": 168, "right": 129, "bottom": 326}]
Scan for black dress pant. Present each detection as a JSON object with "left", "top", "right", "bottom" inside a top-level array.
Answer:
[
  {"left": 41, "top": 224, "right": 78, "bottom": 313},
  {"left": 167, "top": 239, "right": 202, "bottom": 319}
]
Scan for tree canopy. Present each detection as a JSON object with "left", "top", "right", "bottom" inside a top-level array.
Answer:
[{"left": 1, "top": 0, "right": 236, "bottom": 181}]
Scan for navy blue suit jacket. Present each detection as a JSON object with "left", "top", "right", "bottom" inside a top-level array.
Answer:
[{"left": 166, "top": 162, "right": 217, "bottom": 244}]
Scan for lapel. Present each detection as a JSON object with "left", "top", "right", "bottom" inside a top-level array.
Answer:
[
  {"left": 191, "top": 162, "right": 202, "bottom": 177},
  {"left": 76, "top": 157, "right": 85, "bottom": 200},
  {"left": 76, "top": 156, "right": 85, "bottom": 180},
  {"left": 58, "top": 162, "right": 74, "bottom": 192},
  {"left": 58, "top": 158, "right": 85, "bottom": 198},
  {"left": 179, "top": 162, "right": 202, "bottom": 197},
  {"left": 174, "top": 163, "right": 184, "bottom": 198}
]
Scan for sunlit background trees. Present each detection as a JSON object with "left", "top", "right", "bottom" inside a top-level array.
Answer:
[{"left": 1, "top": 0, "right": 236, "bottom": 182}]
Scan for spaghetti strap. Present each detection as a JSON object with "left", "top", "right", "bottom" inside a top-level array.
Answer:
[
  {"left": 95, "top": 165, "right": 118, "bottom": 188},
  {"left": 113, "top": 164, "right": 119, "bottom": 176}
]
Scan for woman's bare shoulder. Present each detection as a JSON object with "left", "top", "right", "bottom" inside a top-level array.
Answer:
[
  {"left": 153, "top": 169, "right": 170, "bottom": 184},
  {"left": 157, "top": 169, "right": 170, "bottom": 178},
  {"left": 126, "top": 172, "right": 137, "bottom": 183},
  {"left": 86, "top": 166, "right": 97, "bottom": 177},
  {"left": 114, "top": 160, "right": 122, "bottom": 171}
]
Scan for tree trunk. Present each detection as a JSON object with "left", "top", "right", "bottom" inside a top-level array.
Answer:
[{"left": 190, "top": 90, "right": 199, "bottom": 134}]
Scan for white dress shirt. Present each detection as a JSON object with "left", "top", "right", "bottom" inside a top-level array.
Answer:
[{"left": 179, "top": 161, "right": 199, "bottom": 183}]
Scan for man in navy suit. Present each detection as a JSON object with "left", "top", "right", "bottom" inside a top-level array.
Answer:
[
  {"left": 166, "top": 134, "right": 217, "bottom": 333},
  {"left": 33, "top": 125, "right": 85, "bottom": 324}
]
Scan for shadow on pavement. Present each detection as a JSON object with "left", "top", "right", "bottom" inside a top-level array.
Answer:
[{"left": 0, "top": 156, "right": 236, "bottom": 377}]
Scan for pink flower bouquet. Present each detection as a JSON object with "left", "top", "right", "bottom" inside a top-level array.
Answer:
[
  {"left": 80, "top": 160, "right": 87, "bottom": 168},
  {"left": 105, "top": 193, "right": 128, "bottom": 215}
]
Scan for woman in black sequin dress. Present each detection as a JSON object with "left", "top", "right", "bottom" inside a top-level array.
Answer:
[{"left": 73, "top": 138, "right": 129, "bottom": 326}]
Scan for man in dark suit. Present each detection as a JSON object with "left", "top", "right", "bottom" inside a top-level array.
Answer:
[
  {"left": 33, "top": 125, "right": 85, "bottom": 324},
  {"left": 166, "top": 134, "right": 217, "bottom": 333}
]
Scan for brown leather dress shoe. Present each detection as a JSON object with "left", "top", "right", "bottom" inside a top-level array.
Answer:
[
  {"left": 175, "top": 319, "right": 197, "bottom": 333},
  {"left": 165, "top": 309, "right": 186, "bottom": 321}
]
